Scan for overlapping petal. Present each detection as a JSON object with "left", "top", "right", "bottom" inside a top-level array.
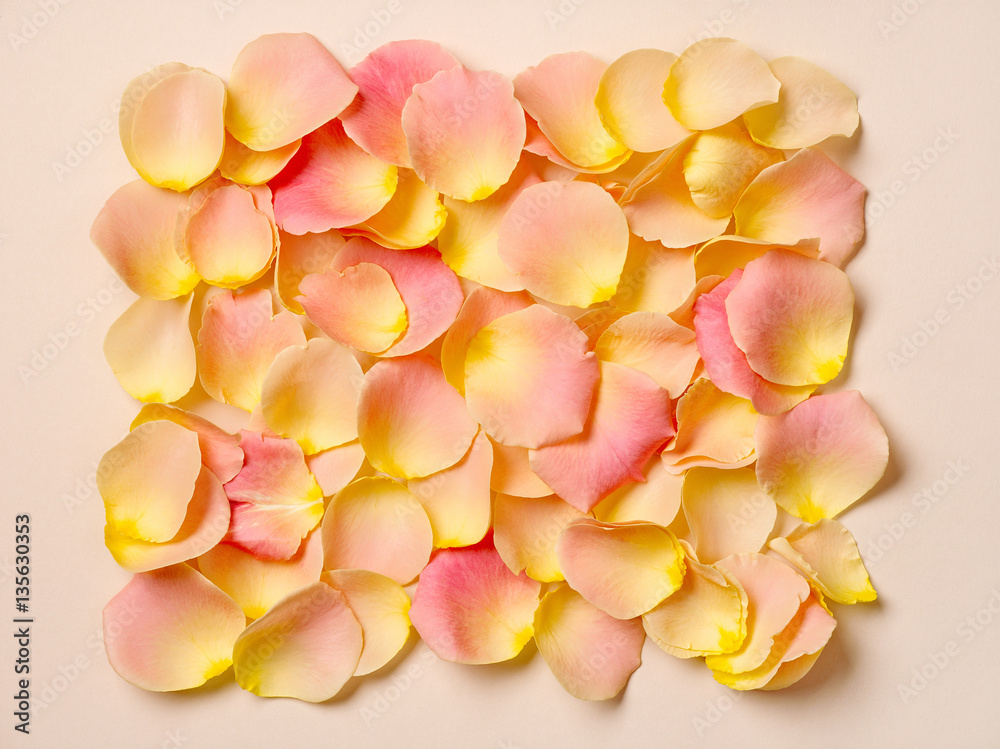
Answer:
[
  {"left": 755, "top": 391, "right": 889, "bottom": 522},
  {"left": 274, "top": 229, "right": 346, "bottom": 314},
  {"left": 342, "top": 167, "right": 446, "bottom": 249},
  {"left": 306, "top": 441, "right": 367, "bottom": 497},
  {"left": 130, "top": 403, "right": 244, "bottom": 483},
  {"left": 611, "top": 236, "right": 697, "bottom": 314},
  {"left": 661, "top": 379, "right": 758, "bottom": 473},
  {"left": 219, "top": 132, "right": 301, "bottom": 186},
  {"left": 769, "top": 519, "right": 877, "bottom": 604},
  {"left": 488, "top": 439, "right": 553, "bottom": 498},
  {"left": 694, "top": 235, "right": 819, "bottom": 280},
  {"left": 593, "top": 457, "right": 683, "bottom": 528},
  {"left": 493, "top": 493, "right": 587, "bottom": 582},
  {"left": 681, "top": 466, "right": 776, "bottom": 563}
]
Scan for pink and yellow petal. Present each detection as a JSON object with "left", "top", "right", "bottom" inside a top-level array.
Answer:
[
  {"left": 611, "top": 236, "right": 697, "bottom": 315},
  {"left": 489, "top": 439, "right": 553, "bottom": 498},
  {"left": 219, "top": 131, "right": 301, "bottom": 185},
  {"left": 130, "top": 404, "right": 244, "bottom": 483},
  {"left": 662, "top": 379, "right": 758, "bottom": 473},
  {"left": 769, "top": 519, "right": 877, "bottom": 604},
  {"left": 306, "top": 440, "right": 367, "bottom": 497},
  {"left": 694, "top": 235, "right": 820, "bottom": 281},
  {"left": 493, "top": 493, "right": 586, "bottom": 582},
  {"left": 275, "top": 229, "right": 346, "bottom": 314},
  {"left": 593, "top": 457, "right": 683, "bottom": 528},
  {"left": 342, "top": 168, "right": 446, "bottom": 249},
  {"left": 682, "top": 466, "right": 776, "bottom": 563},
  {"left": 103, "top": 564, "right": 244, "bottom": 691}
]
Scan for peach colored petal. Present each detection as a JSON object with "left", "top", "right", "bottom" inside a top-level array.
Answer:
[
  {"left": 340, "top": 39, "right": 460, "bottom": 167},
  {"left": 402, "top": 66, "right": 525, "bottom": 201},
  {"left": 693, "top": 271, "right": 815, "bottom": 415},
  {"left": 464, "top": 305, "right": 599, "bottom": 449},
  {"left": 661, "top": 379, "right": 759, "bottom": 474},
  {"left": 669, "top": 274, "right": 725, "bottom": 330},
  {"left": 408, "top": 431, "right": 493, "bottom": 548},
  {"left": 619, "top": 136, "right": 729, "bottom": 248},
  {"left": 682, "top": 466, "right": 776, "bottom": 564},
  {"left": 755, "top": 391, "right": 889, "bottom": 522},
  {"left": 575, "top": 307, "right": 627, "bottom": 349},
  {"left": 733, "top": 148, "right": 866, "bottom": 267},
  {"left": 342, "top": 168, "right": 446, "bottom": 249},
  {"left": 224, "top": 431, "right": 325, "bottom": 560},
  {"left": 743, "top": 56, "right": 859, "bottom": 150},
  {"left": 489, "top": 438, "right": 552, "bottom": 499},
  {"left": 611, "top": 235, "right": 697, "bottom": 315},
  {"left": 682, "top": 122, "right": 784, "bottom": 219},
  {"left": 226, "top": 32, "right": 359, "bottom": 150},
  {"left": 103, "top": 295, "right": 195, "bottom": 403},
  {"left": 306, "top": 441, "right": 367, "bottom": 497},
  {"left": 90, "top": 180, "right": 198, "bottom": 300},
  {"left": 271, "top": 119, "right": 398, "bottom": 235},
  {"left": 530, "top": 362, "right": 675, "bottom": 512},
  {"left": 534, "top": 583, "right": 645, "bottom": 700},
  {"left": 594, "top": 311, "right": 700, "bottom": 398},
  {"left": 322, "top": 477, "right": 432, "bottom": 584},
  {"left": 357, "top": 355, "right": 478, "bottom": 479},
  {"left": 322, "top": 569, "right": 412, "bottom": 675},
  {"left": 219, "top": 131, "right": 301, "bottom": 186},
  {"left": 706, "top": 552, "right": 809, "bottom": 677},
  {"left": 437, "top": 157, "right": 543, "bottom": 291},
  {"left": 556, "top": 518, "right": 686, "bottom": 619},
  {"left": 593, "top": 457, "right": 683, "bottom": 528},
  {"left": 440, "top": 286, "right": 534, "bottom": 395},
  {"left": 522, "top": 113, "right": 630, "bottom": 174},
  {"left": 184, "top": 181, "right": 275, "bottom": 288},
  {"left": 131, "top": 404, "right": 244, "bottom": 483},
  {"left": 233, "top": 582, "right": 363, "bottom": 701},
  {"left": 99, "top": 420, "right": 202, "bottom": 543},
  {"left": 498, "top": 181, "right": 629, "bottom": 306},
  {"left": 331, "top": 238, "right": 464, "bottom": 357},
  {"left": 275, "top": 229, "right": 346, "bottom": 314},
  {"left": 694, "top": 235, "right": 820, "bottom": 280},
  {"left": 260, "top": 338, "right": 364, "bottom": 454},
  {"left": 120, "top": 64, "right": 225, "bottom": 191},
  {"left": 298, "top": 263, "right": 408, "bottom": 354},
  {"left": 196, "top": 288, "right": 306, "bottom": 411},
  {"left": 493, "top": 493, "right": 586, "bottom": 582},
  {"left": 199, "top": 530, "right": 324, "bottom": 619},
  {"left": 642, "top": 555, "right": 747, "bottom": 658},
  {"left": 409, "top": 536, "right": 541, "bottom": 663},
  {"left": 595, "top": 48, "right": 690, "bottom": 153},
  {"left": 726, "top": 250, "right": 854, "bottom": 387},
  {"left": 103, "top": 564, "right": 244, "bottom": 691},
  {"left": 106, "top": 466, "right": 230, "bottom": 573},
  {"left": 514, "top": 52, "right": 629, "bottom": 169},
  {"left": 769, "top": 519, "right": 877, "bottom": 604},
  {"left": 662, "top": 38, "right": 780, "bottom": 131}
]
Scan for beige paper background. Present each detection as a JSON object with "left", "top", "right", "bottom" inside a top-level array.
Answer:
[{"left": 2, "top": 0, "right": 998, "bottom": 746}]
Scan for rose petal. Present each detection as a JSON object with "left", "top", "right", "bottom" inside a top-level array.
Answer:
[
  {"left": 224, "top": 431, "right": 325, "bottom": 560},
  {"left": 522, "top": 113, "right": 629, "bottom": 174},
  {"left": 120, "top": 64, "right": 226, "bottom": 190},
  {"left": 341, "top": 39, "right": 460, "bottom": 166},
  {"left": 769, "top": 519, "right": 877, "bottom": 604},
  {"left": 270, "top": 119, "right": 398, "bottom": 235},
  {"left": 593, "top": 457, "right": 683, "bottom": 528},
  {"left": 489, "top": 438, "right": 553, "bottom": 499},
  {"left": 402, "top": 66, "right": 526, "bottom": 201},
  {"left": 611, "top": 235, "right": 697, "bottom": 314},
  {"left": 357, "top": 355, "right": 477, "bottom": 479},
  {"left": 90, "top": 180, "right": 198, "bottom": 300},
  {"left": 694, "top": 235, "right": 820, "bottom": 280},
  {"left": 130, "top": 404, "right": 244, "bottom": 483},
  {"left": 342, "top": 167, "right": 446, "bottom": 249},
  {"left": 595, "top": 48, "right": 690, "bottom": 153},
  {"left": 682, "top": 466, "right": 777, "bottom": 563},
  {"left": 661, "top": 379, "right": 759, "bottom": 474},
  {"left": 322, "top": 476, "right": 433, "bottom": 584},
  {"left": 260, "top": 338, "right": 364, "bottom": 454},
  {"left": 514, "top": 52, "right": 629, "bottom": 170},
  {"left": 662, "top": 38, "right": 780, "bottom": 131},
  {"left": 197, "top": 288, "right": 306, "bottom": 411},
  {"left": 493, "top": 493, "right": 586, "bottom": 582},
  {"left": 755, "top": 391, "right": 889, "bottom": 522},
  {"left": 219, "top": 131, "right": 301, "bottom": 185},
  {"left": 226, "top": 32, "right": 359, "bottom": 150},
  {"left": 233, "top": 582, "right": 363, "bottom": 701},
  {"left": 408, "top": 431, "right": 493, "bottom": 548},
  {"left": 534, "top": 583, "right": 645, "bottom": 700},
  {"left": 464, "top": 304, "right": 599, "bottom": 449},
  {"left": 498, "top": 181, "right": 630, "bottom": 307},
  {"left": 642, "top": 555, "right": 747, "bottom": 658},
  {"left": 743, "top": 56, "right": 859, "bottom": 150},
  {"left": 103, "top": 295, "right": 195, "bottom": 403},
  {"left": 322, "top": 569, "right": 412, "bottom": 675},
  {"left": 275, "top": 229, "right": 346, "bottom": 314},
  {"left": 733, "top": 148, "right": 866, "bottom": 267},
  {"left": 306, "top": 441, "right": 367, "bottom": 497},
  {"left": 556, "top": 518, "right": 686, "bottom": 619},
  {"left": 103, "top": 564, "right": 244, "bottom": 691},
  {"left": 530, "top": 362, "right": 675, "bottom": 512},
  {"left": 726, "top": 250, "right": 854, "bottom": 387},
  {"left": 99, "top": 420, "right": 202, "bottom": 543},
  {"left": 594, "top": 311, "right": 700, "bottom": 398},
  {"left": 409, "top": 536, "right": 541, "bottom": 664}
]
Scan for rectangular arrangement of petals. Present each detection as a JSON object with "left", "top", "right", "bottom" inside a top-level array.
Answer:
[{"left": 92, "top": 32, "right": 886, "bottom": 704}]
